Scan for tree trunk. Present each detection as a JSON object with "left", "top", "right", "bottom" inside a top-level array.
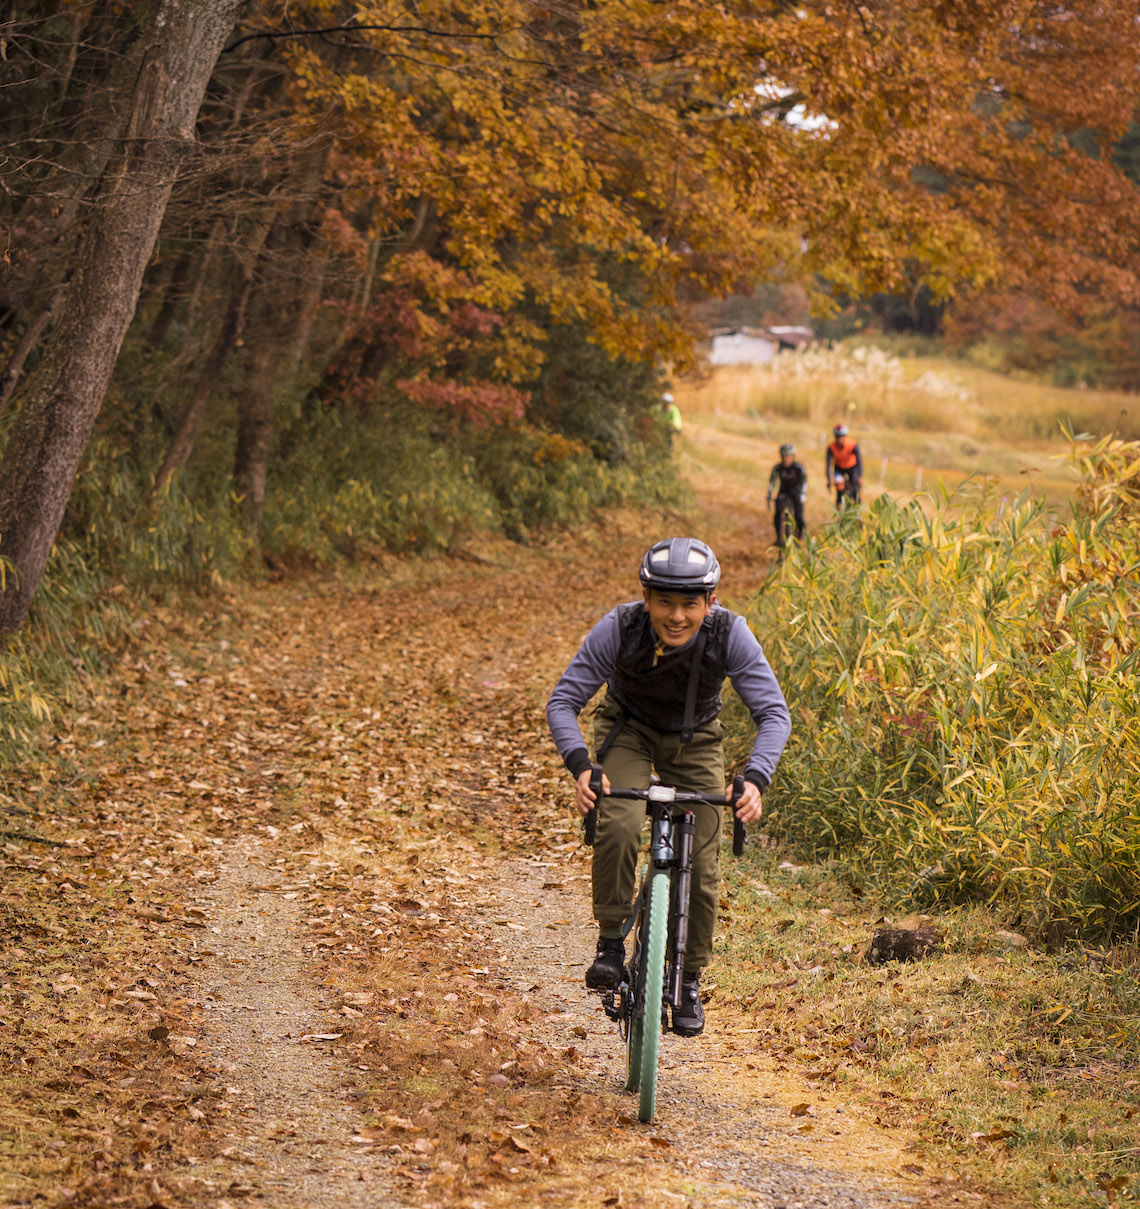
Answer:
[
  {"left": 284, "top": 252, "right": 328, "bottom": 379},
  {"left": 231, "top": 133, "right": 333, "bottom": 535},
  {"left": 232, "top": 329, "right": 279, "bottom": 534},
  {"left": 0, "top": 0, "right": 243, "bottom": 634},
  {"left": 0, "top": 289, "right": 64, "bottom": 413},
  {"left": 146, "top": 250, "right": 195, "bottom": 348},
  {"left": 154, "top": 275, "right": 248, "bottom": 493},
  {"left": 3, "top": 8, "right": 138, "bottom": 319},
  {"left": 155, "top": 219, "right": 271, "bottom": 492},
  {"left": 169, "top": 219, "right": 228, "bottom": 363}
]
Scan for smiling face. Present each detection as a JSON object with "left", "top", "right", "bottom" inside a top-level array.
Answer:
[{"left": 643, "top": 587, "right": 714, "bottom": 648}]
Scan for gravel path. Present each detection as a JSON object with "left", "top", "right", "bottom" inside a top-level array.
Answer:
[
  {"left": 188, "top": 839, "right": 408, "bottom": 1208},
  {"left": 182, "top": 842, "right": 929, "bottom": 1209},
  {"left": 149, "top": 480, "right": 935, "bottom": 1207},
  {"left": 481, "top": 856, "right": 924, "bottom": 1208}
]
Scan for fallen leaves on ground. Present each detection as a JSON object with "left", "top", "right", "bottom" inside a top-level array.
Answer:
[{"left": 1, "top": 514, "right": 736, "bottom": 1207}]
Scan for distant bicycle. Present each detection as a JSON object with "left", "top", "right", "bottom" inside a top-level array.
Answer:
[
  {"left": 583, "top": 769, "right": 747, "bottom": 1123},
  {"left": 833, "top": 472, "right": 860, "bottom": 510},
  {"left": 777, "top": 503, "right": 796, "bottom": 549}
]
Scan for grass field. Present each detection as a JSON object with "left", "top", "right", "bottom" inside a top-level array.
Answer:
[{"left": 677, "top": 346, "right": 1136, "bottom": 509}]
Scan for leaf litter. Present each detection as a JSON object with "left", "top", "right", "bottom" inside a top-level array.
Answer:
[{"left": 0, "top": 502, "right": 1013, "bottom": 1208}]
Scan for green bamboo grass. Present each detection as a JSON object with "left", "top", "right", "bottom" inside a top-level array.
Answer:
[{"left": 730, "top": 433, "right": 1140, "bottom": 943}]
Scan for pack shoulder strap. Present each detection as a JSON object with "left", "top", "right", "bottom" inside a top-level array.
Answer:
[
  {"left": 595, "top": 707, "right": 627, "bottom": 764},
  {"left": 680, "top": 628, "right": 708, "bottom": 744}
]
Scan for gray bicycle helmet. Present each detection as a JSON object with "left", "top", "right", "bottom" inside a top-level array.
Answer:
[
  {"left": 833, "top": 423, "right": 849, "bottom": 438},
  {"left": 639, "top": 537, "right": 721, "bottom": 595},
  {"left": 779, "top": 442, "right": 796, "bottom": 457}
]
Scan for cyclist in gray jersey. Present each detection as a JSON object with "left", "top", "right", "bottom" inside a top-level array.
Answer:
[{"left": 546, "top": 537, "right": 791, "bottom": 1035}]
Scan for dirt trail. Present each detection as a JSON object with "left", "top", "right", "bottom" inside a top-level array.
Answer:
[
  {"left": 2, "top": 436, "right": 941, "bottom": 1209},
  {"left": 486, "top": 858, "right": 912, "bottom": 1208},
  {"left": 189, "top": 839, "right": 403, "bottom": 1207}
]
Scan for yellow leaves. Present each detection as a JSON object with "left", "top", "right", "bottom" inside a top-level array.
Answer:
[{"left": 0, "top": 640, "right": 56, "bottom": 749}]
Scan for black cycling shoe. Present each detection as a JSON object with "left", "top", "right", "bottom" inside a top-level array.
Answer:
[
  {"left": 672, "top": 974, "right": 705, "bottom": 1036},
  {"left": 585, "top": 936, "right": 626, "bottom": 989}
]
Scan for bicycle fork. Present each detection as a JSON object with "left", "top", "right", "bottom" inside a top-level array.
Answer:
[{"left": 665, "top": 811, "right": 694, "bottom": 1010}]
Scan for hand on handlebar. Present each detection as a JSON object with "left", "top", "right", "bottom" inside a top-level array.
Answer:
[
  {"left": 730, "top": 779, "right": 763, "bottom": 824},
  {"left": 576, "top": 766, "right": 610, "bottom": 816}
]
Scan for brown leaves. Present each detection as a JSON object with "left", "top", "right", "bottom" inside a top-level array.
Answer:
[{"left": 972, "top": 1124, "right": 1020, "bottom": 1145}]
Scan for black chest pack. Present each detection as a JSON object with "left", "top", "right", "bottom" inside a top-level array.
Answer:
[{"left": 597, "top": 604, "right": 731, "bottom": 758}]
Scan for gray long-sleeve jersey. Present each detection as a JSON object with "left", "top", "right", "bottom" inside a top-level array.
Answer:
[{"left": 546, "top": 603, "right": 791, "bottom": 789}]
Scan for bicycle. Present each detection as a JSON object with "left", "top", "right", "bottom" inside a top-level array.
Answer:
[
  {"left": 583, "top": 768, "right": 747, "bottom": 1123},
  {"left": 771, "top": 493, "right": 801, "bottom": 553},
  {"left": 833, "top": 472, "right": 860, "bottom": 511}
]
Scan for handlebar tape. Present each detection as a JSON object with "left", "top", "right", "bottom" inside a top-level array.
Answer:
[{"left": 732, "top": 774, "right": 746, "bottom": 856}]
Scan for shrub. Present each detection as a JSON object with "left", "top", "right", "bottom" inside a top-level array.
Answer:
[
  {"left": 1, "top": 393, "right": 685, "bottom": 765},
  {"left": 264, "top": 413, "right": 500, "bottom": 561},
  {"left": 0, "top": 537, "right": 138, "bottom": 763},
  {"left": 467, "top": 424, "right": 684, "bottom": 540},
  {"left": 729, "top": 434, "right": 1140, "bottom": 942},
  {"left": 528, "top": 321, "right": 666, "bottom": 463}
]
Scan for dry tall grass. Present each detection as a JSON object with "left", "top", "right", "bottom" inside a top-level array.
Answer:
[
  {"left": 726, "top": 432, "right": 1140, "bottom": 943},
  {"left": 677, "top": 345, "right": 1139, "bottom": 506},
  {"left": 681, "top": 344, "right": 1137, "bottom": 443}
]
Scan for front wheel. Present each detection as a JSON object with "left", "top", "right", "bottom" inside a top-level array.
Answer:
[{"left": 635, "top": 869, "right": 669, "bottom": 1122}]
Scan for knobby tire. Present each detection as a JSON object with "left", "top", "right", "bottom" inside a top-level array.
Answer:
[
  {"left": 636, "top": 869, "right": 669, "bottom": 1123},
  {"left": 625, "top": 885, "right": 647, "bottom": 1092},
  {"left": 625, "top": 1006, "right": 643, "bottom": 1092}
]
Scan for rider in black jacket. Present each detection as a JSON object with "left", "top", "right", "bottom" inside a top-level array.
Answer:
[{"left": 766, "top": 444, "right": 807, "bottom": 547}]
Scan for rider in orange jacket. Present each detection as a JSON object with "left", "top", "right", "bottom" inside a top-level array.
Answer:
[{"left": 825, "top": 423, "right": 862, "bottom": 504}]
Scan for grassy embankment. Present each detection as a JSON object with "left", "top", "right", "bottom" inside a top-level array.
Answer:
[
  {"left": 0, "top": 406, "right": 683, "bottom": 764},
  {"left": 682, "top": 349, "right": 1140, "bottom": 1209}
]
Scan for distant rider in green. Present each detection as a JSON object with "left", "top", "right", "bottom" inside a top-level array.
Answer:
[{"left": 660, "top": 392, "right": 682, "bottom": 452}]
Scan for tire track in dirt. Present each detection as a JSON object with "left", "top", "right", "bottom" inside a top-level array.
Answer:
[{"left": 187, "top": 838, "right": 408, "bottom": 1208}]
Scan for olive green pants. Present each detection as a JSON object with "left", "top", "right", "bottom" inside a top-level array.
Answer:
[{"left": 591, "top": 697, "right": 725, "bottom": 974}]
